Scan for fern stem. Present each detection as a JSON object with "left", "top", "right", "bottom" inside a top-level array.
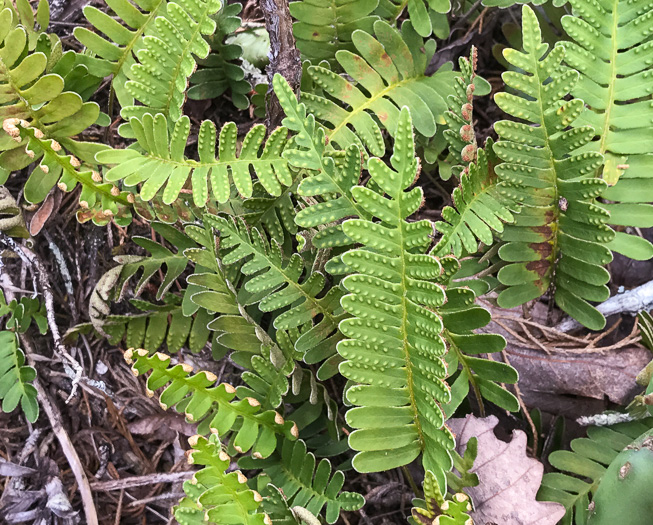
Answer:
[
  {"left": 402, "top": 465, "right": 423, "bottom": 498},
  {"left": 445, "top": 330, "right": 485, "bottom": 417}
]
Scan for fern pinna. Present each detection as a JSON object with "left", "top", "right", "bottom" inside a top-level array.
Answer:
[
  {"left": 336, "top": 108, "right": 454, "bottom": 483},
  {"left": 494, "top": 5, "right": 614, "bottom": 330}
]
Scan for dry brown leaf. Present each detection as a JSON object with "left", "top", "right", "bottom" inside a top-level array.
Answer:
[
  {"left": 448, "top": 414, "right": 565, "bottom": 525},
  {"left": 29, "top": 190, "right": 61, "bottom": 236}
]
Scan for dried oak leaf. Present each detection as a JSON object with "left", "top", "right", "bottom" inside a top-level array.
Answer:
[{"left": 448, "top": 414, "right": 565, "bottom": 525}]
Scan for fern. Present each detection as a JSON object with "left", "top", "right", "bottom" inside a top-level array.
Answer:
[
  {"left": 125, "top": 349, "right": 299, "bottom": 453},
  {"left": 439, "top": 282, "right": 520, "bottom": 416},
  {"left": 410, "top": 470, "right": 473, "bottom": 525},
  {"left": 0, "top": 291, "right": 47, "bottom": 335},
  {"left": 493, "top": 5, "right": 614, "bottom": 330},
  {"left": 4, "top": 121, "right": 133, "bottom": 225},
  {"left": 539, "top": 417, "right": 653, "bottom": 524},
  {"left": 96, "top": 115, "right": 292, "bottom": 206},
  {"left": 0, "top": 9, "right": 101, "bottom": 170},
  {"left": 289, "top": 0, "right": 379, "bottom": 65},
  {"left": 119, "top": 0, "right": 222, "bottom": 124},
  {"left": 175, "top": 434, "right": 272, "bottom": 525},
  {"left": 274, "top": 74, "right": 370, "bottom": 274},
  {"left": 375, "top": 0, "right": 451, "bottom": 38},
  {"left": 562, "top": 0, "right": 653, "bottom": 260},
  {"left": 239, "top": 439, "right": 365, "bottom": 524},
  {"left": 336, "top": 108, "right": 454, "bottom": 482},
  {"left": 102, "top": 299, "right": 214, "bottom": 354},
  {"left": 0, "top": 331, "right": 38, "bottom": 423},
  {"left": 432, "top": 146, "right": 515, "bottom": 258},
  {"left": 303, "top": 20, "right": 455, "bottom": 156},
  {"left": 74, "top": 0, "right": 167, "bottom": 108},
  {"left": 206, "top": 214, "right": 347, "bottom": 367},
  {"left": 242, "top": 182, "right": 299, "bottom": 245},
  {"left": 188, "top": 1, "right": 251, "bottom": 109}
]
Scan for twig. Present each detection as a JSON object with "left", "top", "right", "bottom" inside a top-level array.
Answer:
[
  {"left": 21, "top": 336, "right": 99, "bottom": 525},
  {"left": 90, "top": 471, "right": 193, "bottom": 491},
  {"left": 260, "top": 0, "right": 302, "bottom": 129},
  {"left": 556, "top": 279, "right": 653, "bottom": 332},
  {"left": 0, "top": 233, "right": 83, "bottom": 400}
]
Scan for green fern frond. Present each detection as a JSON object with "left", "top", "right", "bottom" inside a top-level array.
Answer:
[
  {"left": 410, "top": 470, "right": 473, "bottom": 525},
  {"left": 96, "top": 114, "right": 292, "bottom": 206},
  {"left": 102, "top": 299, "right": 213, "bottom": 354},
  {"left": 439, "top": 282, "right": 519, "bottom": 415},
  {"left": 274, "top": 75, "right": 370, "bottom": 274},
  {"left": 119, "top": 0, "right": 222, "bottom": 123},
  {"left": 188, "top": 2, "right": 251, "bottom": 109},
  {"left": 0, "top": 9, "right": 100, "bottom": 170},
  {"left": 125, "top": 349, "right": 299, "bottom": 454},
  {"left": 175, "top": 434, "right": 272, "bottom": 525},
  {"left": 289, "top": 0, "right": 379, "bottom": 65},
  {"left": 117, "top": 222, "right": 197, "bottom": 301},
  {"left": 337, "top": 107, "right": 454, "bottom": 481},
  {"left": 74, "top": 0, "right": 167, "bottom": 108},
  {"left": 207, "top": 214, "right": 347, "bottom": 363},
  {"left": 242, "top": 182, "right": 299, "bottom": 245},
  {"left": 0, "top": 331, "right": 38, "bottom": 423},
  {"left": 432, "top": 146, "right": 515, "bottom": 258},
  {"left": 303, "top": 20, "right": 455, "bottom": 156},
  {"left": 4, "top": 121, "right": 133, "bottom": 225},
  {"left": 375, "top": 0, "right": 451, "bottom": 38},
  {"left": 239, "top": 439, "right": 365, "bottom": 524},
  {"left": 0, "top": 290, "right": 47, "bottom": 335},
  {"left": 493, "top": 5, "right": 614, "bottom": 330},
  {"left": 539, "top": 417, "right": 653, "bottom": 523},
  {"left": 562, "top": 0, "right": 653, "bottom": 260}
]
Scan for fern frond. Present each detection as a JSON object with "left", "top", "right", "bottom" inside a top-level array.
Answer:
[
  {"left": 0, "top": 10, "right": 100, "bottom": 170},
  {"left": 207, "top": 214, "right": 347, "bottom": 364},
  {"left": 74, "top": 0, "right": 167, "bottom": 108},
  {"left": 0, "top": 331, "right": 38, "bottom": 423},
  {"left": 242, "top": 182, "right": 299, "bottom": 245},
  {"left": 175, "top": 434, "right": 271, "bottom": 525},
  {"left": 117, "top": 222, "right": 197, "bottom": 300},
  {"left": 539, "top": 417, "right": 653, "bottom": 523},
  {"left": 289, "top": 0, "right": 379, "bottom": 65},
  {"left": 188, "top": 2, "right": 251, "bottom": 109},
  {"left": 562, "top": 0, "right": 653, "bottom": 260},
  {"left": 125, "top": 349, "right": 299, "bottom": 454},
  {"left": 96, "top": 115, "right": 292, "bottom": 206},
  {"left": 4, "top": 121, "right": 133, "bottom": 225},
  {"left": 432, "top": 146, "right": 515, "bottom": 258},
  {"left": 102, "top": 299, "right": 213, "bottom": 354},
  {"left": 493, "top": 5, "right": 614, "bottom": 330},
  {"left": 410, "top": 470, "right": 473, "bottom": 525},
  {"left": 274, "top": 74, "right": 370, "bottom": 274},
  {"left": 337, "top": 107, "right": 454, "bottom": 481},
  {"left": 240, "top": 439, "right": 365, "bottom": 524},
  {"left": 439, "top": 282, "right": 519, "bottom": 415},
  {"left": 303, "top": 20, "right": 455, "bottom": 156},
  {"left": 375, "top": 0, "right": 451, "bottom": 38},
  {"left": 119, "top": 0, "right": 222, "bottom": 123}
]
